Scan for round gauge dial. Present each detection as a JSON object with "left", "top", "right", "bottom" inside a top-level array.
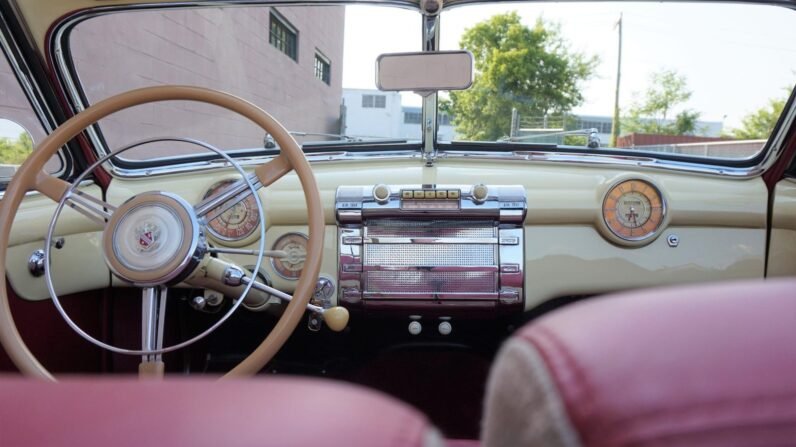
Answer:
[
  {"left": 202, "top": 180, "right": 260, "bottom": 243},
  {"left": 271, "top": 233, "right": 308, "bottom": 279},
  {"left": 602, "top": 180, "right": 665, "bottom": 241}
]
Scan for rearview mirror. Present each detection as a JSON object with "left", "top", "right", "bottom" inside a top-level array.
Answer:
[{"left": 376, "top": 51, "right": 473, "bottom": 92}]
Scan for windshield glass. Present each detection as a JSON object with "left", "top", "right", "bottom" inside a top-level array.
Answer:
[{"left": 67, "top": 2, "right": 795, "bottom": 163}]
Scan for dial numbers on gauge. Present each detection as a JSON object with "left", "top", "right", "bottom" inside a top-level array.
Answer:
[
  {"left": 603, "top": 180, "right": 665, "bottom": 241},
  {"left": 202, "top": 180, "right": 260, "bottom": 243},
  {"left": 271, "top": 233, "right": 308, "bottom": 279}
]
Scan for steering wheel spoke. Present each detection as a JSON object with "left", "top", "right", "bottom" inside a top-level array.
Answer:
[
  {"left": 141, "top": 286, "right": 168, "bottom": 364},
  {"left": 194, "top": 154, "right": 291, "bottom": 222},
  {"left": 63, "top": 189, "right": 116, "bottom": 227},
  {"left": 33, "top": 172, "right": 115, "bottom": 227}
]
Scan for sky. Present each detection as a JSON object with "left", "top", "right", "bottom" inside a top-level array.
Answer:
[{"left": 342, "top": 2, "right": 796, "bottom": 130}]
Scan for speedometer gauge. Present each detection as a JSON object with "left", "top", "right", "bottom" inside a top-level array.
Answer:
[
  {"left": 271, "top": 233, "right": 308, "bottom": 279},
  {"left": 202, "top": 180, "right": 260, "bottom": 244},
  {"left": 602, "top": 179, "right": 665, "bottom": 243}
]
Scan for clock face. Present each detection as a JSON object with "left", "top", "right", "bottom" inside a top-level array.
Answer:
[{"left": 603, "top": 180, "right": 665, "bottom": 241}]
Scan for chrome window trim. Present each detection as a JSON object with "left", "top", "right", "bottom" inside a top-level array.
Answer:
[
  {"left": 48, "top": 0, "right": 795, "bottom": 180},
  {"left": 0, "top": 7, "right": 69, "bottom": 183}
]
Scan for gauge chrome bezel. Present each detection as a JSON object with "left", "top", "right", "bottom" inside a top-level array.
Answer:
[
  {"left": 202, "top": 178, "right": 262, "bottom": 247},
  {"left": 599, "top": 177, "right": 668, "bottom": 247},
  {"left": 271, "top": 232, "right": 309, "bottom": 280}
]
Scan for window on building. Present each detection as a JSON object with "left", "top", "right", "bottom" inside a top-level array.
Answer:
[
  {"left": 439, "top": 114, "right": 451, "bottom": 126},
  {"left": 362, "top": 94, "right": 386, "bottom": 108},
  {"left": 314, "top": 52, "right": 331, "bottom": 85},
  {"left": 404, "top": 111, "right": 422, "bottom": 124},
  {"left": 269, "top": 11, "right": 298, "bottom": 61}
]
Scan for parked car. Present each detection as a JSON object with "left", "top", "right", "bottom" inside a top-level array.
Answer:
[{"left": 1, "top": 0, "right": 795, "bottom": 445}]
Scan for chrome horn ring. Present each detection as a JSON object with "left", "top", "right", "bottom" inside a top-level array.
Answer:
[{"left": 44, "top": 138, "right": 266, "bottom": 357}]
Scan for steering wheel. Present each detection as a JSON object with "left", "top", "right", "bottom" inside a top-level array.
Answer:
[{"left": 0, "top": 86, "right": 335, "bottom": 380}]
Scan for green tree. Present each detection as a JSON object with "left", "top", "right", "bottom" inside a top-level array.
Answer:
[
  {"left": 449, "top": 13, "right": 597, "bottom": 141},
  {"left": 0, "top": 131, "right": 34, "bottom": 165},
  {"left": 622, "top": 69, "right": 701, "bottom": 136},
  {"left": 730, "top": 98, "right": 786, "bottom": 140}
]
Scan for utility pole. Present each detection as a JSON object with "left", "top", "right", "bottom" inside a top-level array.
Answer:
[{"left": 610, "top": 13, "right": 623, "bottom": 147}]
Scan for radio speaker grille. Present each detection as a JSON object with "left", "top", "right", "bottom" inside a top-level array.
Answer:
[
  {"left": 364, "top": 244, "right": 496, "bottom": 267},
  {"left": 365, "top": 270, "right": 497, "bottom": 294}
]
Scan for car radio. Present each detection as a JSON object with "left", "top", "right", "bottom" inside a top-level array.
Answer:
[{"left": 336, "top": 184, "right": 526, "bottom": 314}]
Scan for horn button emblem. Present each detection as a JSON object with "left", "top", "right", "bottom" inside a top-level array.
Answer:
[
  {"left": 102, "top": 192, "right": 204, "bottom": 286},
  {"left": 136, "top": 222, "right": 161, "bottom": 252}
]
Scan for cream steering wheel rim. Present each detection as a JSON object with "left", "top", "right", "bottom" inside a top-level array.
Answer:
[{"left": 0, "top": 85, "right": 325, "bottom": 380}]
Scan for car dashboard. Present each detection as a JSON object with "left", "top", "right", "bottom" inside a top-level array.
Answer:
[{"left": 4, "top": 153, "right": 769, "bottom": 330}]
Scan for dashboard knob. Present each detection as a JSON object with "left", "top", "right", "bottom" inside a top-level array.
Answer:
[
  {"left": 438, "top": 321, "right": 452, "bottom": 335},
  {"left": 373, "top": 184, "right": 391, "bottom": 204},
  {"left": 408, "top": 321, "right": 422, "bottom": 335},
  {"left": 472, "top": 184, "right": 489, "bottom": 203}
]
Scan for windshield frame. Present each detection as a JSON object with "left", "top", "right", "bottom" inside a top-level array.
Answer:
[{"left": 48, "top": 0, "right": 796, "bottom": 179}]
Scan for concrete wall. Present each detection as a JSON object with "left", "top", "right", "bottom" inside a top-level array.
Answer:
[
  {"left": 69, "top": 6, "right": 345, "bottom": 160},
  {"left": 341, "top": 89, "right": 403, "bottom": 139}
]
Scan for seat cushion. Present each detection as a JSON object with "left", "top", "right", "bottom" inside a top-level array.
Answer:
[
  {"left": 482, "top": 279, "right": 796, "bottom": 447},
  {"left": 0, "top": 376, "right": 444, "bottom": 447}
]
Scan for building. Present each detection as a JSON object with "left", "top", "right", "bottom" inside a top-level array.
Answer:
[
  {"left": 64, "top": 6, "right": 345, "bottom": 157},
  {"left": 341, "top": 89, "right": 457, "bottom": 141}
]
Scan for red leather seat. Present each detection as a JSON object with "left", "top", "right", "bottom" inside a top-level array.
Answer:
[
  {"left": 0, "top": 376, "right": 444, "bottom": 447},
  {"left": 482, "top": 279, "right": 796, "bottom": 447}
]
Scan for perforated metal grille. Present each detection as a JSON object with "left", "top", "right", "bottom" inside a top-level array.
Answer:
[
  {"left": 365, "top": 270, "right": 498, "bottom": 294},
  {"left": 366, "top": 219, "right": 496, "bottom": 238},
  {"left": 364, "top": 244, "right": 496, "bottom": 266}
]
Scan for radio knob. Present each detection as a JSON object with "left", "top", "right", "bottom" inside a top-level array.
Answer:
[
  {"left": 472, "top": 184, "right": 489, "bottom": 203},
  {"left": 473, "top": 184, "right": 489, "bottom": 203},
  {"left": 373, "top": 184, "right": 391, "bottom": 204}
]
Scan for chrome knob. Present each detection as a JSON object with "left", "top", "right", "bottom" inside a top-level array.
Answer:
[
  {"left": 472, "top": 184, "right": 489, "bottom": 203},
  {"left": 408, "top": 321, "right": 422, "bottom": 335},
  {"left": 190, "top": 296, "right": 207, "bottom": 311},
  {"left": 28, "top": 249, "right": 46, "bottom": 277},
  {"left": 438, "top": 321, "right": 452, "bottom": 335},
  {"left": 373, "top": 184, "right": 391, "bottom": 204}
]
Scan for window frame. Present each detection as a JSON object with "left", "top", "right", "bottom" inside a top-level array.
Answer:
[
  {"left": 314, "top": 50, "right": 331, "bottom": 85},
  {"left": 269, "top": 9, "right": 298, "bottom": 62},
  {"left": 0, "top": 8, "right": 72, "bottom": 192}
]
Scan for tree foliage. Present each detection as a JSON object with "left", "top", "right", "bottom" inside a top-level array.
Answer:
[
  {"left": 729, "top": 97, "right": 786, "bottom": 140},
  {"left": 622, "top": 69, "right": 701, "bottom": 136},
  {"left": 0, "top": 132, "right": 33, "bottom": 165},
  {"left": 449, "top": 12, "right": 597, "bottom": 141}
]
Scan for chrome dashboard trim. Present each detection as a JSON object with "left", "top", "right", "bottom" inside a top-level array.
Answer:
[{"left": 46, "top": 0, "right": 793, "bottom": 181}]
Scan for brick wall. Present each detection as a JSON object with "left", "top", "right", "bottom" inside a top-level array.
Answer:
[{"left": 69, "top": 6, "right": 345, "bottom": 160}]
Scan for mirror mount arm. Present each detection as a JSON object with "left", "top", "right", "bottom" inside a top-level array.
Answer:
[{"left": 421, "top": 13, "right": 440, "bottom": 167}]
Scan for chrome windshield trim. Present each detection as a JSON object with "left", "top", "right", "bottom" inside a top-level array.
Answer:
[
  {"left": 47, "top": 0, "right": 794, "bottom": 180},
  {"left": 108, "top": 148, "right": 766, "bottom": 180}
]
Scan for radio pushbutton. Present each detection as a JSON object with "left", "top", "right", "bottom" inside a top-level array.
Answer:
[{"left": 448, "top": 190, "right": 460, "bottom": 199}]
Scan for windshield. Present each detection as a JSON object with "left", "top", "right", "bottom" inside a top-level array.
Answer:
[{"left": 66, "top": 2, "right": 795, "bottom": 163}]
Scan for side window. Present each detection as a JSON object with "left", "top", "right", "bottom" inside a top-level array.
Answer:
[{"left": 0, "top": 48, "right": 61, "bottom": 187}]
